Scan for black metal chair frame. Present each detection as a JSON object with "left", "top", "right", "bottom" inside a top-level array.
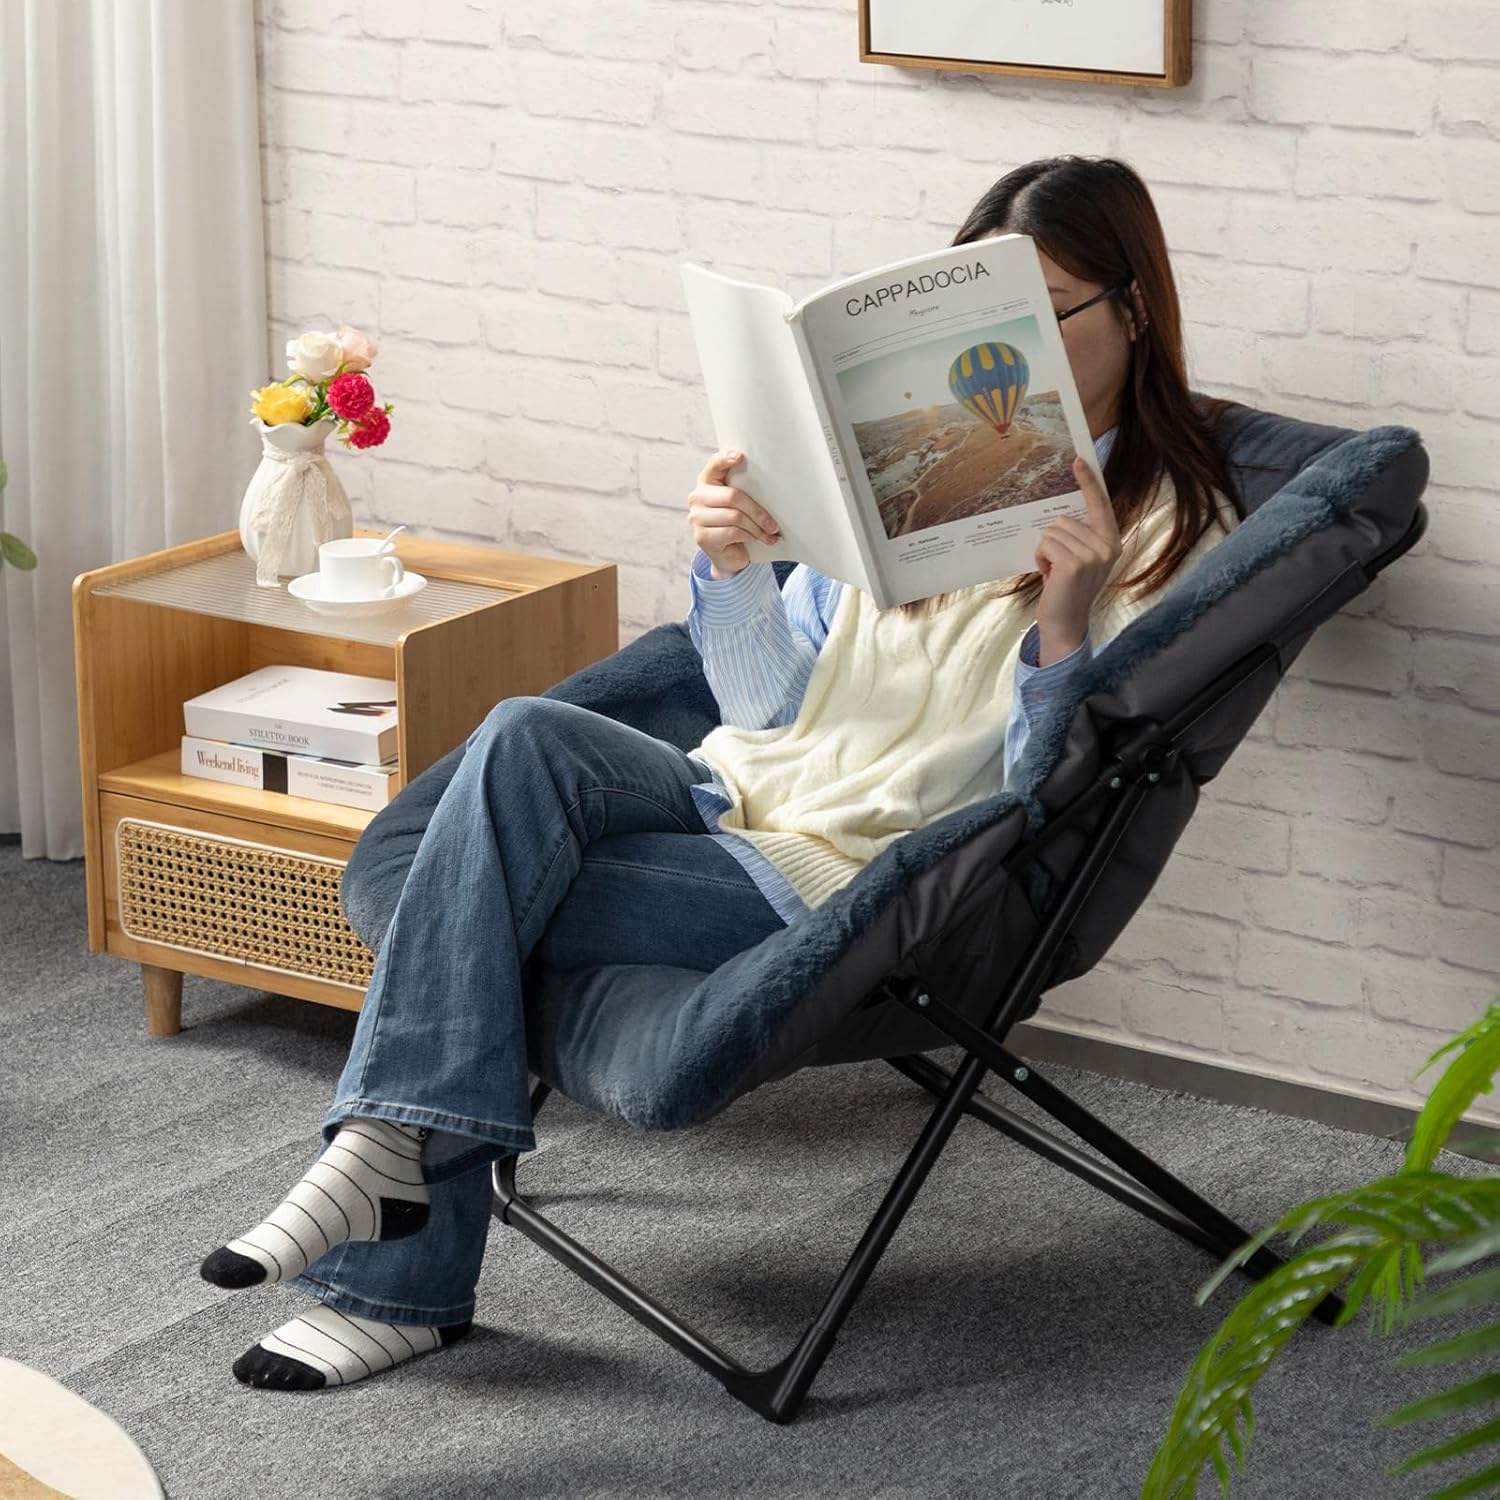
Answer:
[{"left": 489, "top": 502, "right": 1428, "bottom": 1425}]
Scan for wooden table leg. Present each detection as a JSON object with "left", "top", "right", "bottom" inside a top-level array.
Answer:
[{"left": 142, "top": 963, "right": 183, "bottom": 1036}]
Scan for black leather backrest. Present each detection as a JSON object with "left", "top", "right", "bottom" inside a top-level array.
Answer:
[{"left": 1204, "top": 398, "right": 1357, "bottom": 517}]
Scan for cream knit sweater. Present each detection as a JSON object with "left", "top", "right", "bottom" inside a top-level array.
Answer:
[{"left": 692, "top": 472, "right": 1239, "bottom": 912}]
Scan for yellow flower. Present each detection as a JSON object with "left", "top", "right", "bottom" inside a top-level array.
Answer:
[{"left": 250, "top": 381, "right": 315, "bottom": 426}]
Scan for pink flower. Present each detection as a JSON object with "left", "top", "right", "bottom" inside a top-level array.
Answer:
[
  {"left": 348, "top": 408, "right": 391, "bottom": 450},
  {"left": 328, "top": 371, "right": 375, "bottom": 421},
  {"left": 337, "top": 324, "right": 379, "bottom": 372}
]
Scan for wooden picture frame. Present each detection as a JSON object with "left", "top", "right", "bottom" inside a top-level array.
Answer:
[{"left": 860, "top": 0, "right": 1192, "bottom": 90}]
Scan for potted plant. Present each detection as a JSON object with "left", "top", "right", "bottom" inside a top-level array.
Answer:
[
  {"left": 0, "top": 460, "right": 37, "bottom": 571},
  {"left": 1145, "top": 998, "right": 1500, "bottom": 1498}
]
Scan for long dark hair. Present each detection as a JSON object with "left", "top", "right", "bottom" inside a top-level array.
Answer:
[{"left": 897, "top": 156, "right": 1236, "bottom": 620}]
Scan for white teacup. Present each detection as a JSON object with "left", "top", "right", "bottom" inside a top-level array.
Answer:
[{"left": 317, "top": 537, "right": 405, "bottom": 600}]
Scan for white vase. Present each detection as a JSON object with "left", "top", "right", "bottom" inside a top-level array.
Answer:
[{"left": 238, "top": 417, "right": 354, "bottom": 587}]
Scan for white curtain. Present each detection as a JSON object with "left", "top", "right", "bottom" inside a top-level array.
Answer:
[{"left": 0, "top": 0, "right": 267, "bottom": 858}]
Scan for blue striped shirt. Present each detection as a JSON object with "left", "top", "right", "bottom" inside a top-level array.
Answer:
[{"left": 685, "top": 428, "right": 1117, "bottom": 925}]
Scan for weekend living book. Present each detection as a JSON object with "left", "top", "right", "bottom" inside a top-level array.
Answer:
[
  {"left": 179, "top": 736, "right": 400, "bottom": 813},
  {"left": 182, "top": 665, "right": 400, "bottom": 767},
  {"left": 682, "top": 234, "right": 1105, "bottom": 610}
]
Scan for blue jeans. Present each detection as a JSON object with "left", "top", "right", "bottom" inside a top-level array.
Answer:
[{"left": 290, "top": 696, "right": 789, "bottom": 1326}]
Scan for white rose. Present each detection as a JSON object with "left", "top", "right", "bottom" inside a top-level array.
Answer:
[{"left": 286, "top": 330, "right": 346, "bottom": 382}]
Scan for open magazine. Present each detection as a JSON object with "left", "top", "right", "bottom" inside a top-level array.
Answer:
[{"left": 681, "top": 235, "right": 1105, "bottom": 609}]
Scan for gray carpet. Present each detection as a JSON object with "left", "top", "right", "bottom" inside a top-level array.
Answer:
[{"left": 1, "top": 837, "right": 1494, "bottom": 1500}]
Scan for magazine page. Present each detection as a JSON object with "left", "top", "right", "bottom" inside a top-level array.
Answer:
[
  {"left": 792, "top": 234, "right": 1101, "bottom": 608},
  {"left": 680, "top": 264, "right": 873, "bottom": 592}
]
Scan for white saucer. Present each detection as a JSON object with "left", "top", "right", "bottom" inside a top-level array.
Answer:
[{"left": 287, "top": 569, "right": 428, "bottom": 617}]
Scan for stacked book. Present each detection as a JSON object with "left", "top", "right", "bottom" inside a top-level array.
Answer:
[{"left": 181, "top": 665, "right": 401, "bottom": 813}]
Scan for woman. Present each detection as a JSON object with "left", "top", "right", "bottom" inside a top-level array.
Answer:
[{"left": 200, "top": 155, "right": 1241, "bottom": 1390}]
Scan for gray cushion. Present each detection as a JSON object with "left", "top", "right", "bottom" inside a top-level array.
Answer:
[{"left": 341, "top": 400, "right": 1427, "bottom": 1131}]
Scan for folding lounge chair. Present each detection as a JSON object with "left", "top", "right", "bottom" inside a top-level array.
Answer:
[{"left": 340, "top": 398, "right": 1429, "bottom": 1423}]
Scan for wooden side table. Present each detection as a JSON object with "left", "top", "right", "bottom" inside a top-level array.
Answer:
[{"left": 72, "top": 528, "right": 616, "bottom": 1036}]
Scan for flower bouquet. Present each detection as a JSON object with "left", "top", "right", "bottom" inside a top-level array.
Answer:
[
  {"left": 250, "top": 325, "right": 396, "bottom": 450},
  {"left": 239, "top": 324, "right": 398, "bottom": 587}
]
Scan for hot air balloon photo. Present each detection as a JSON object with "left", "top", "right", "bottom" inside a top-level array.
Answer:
[
  {"left": 833, "top": 313, "right": 1081, "bottom": 541},
  {"left": 946, "top": 341, "right": 1029, "bottom": 438}
]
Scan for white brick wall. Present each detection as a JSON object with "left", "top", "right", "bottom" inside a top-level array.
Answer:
[{"left": 254, "top": 0, "right": 1500, "bottom": 1126}]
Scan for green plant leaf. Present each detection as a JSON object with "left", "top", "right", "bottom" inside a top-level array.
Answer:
[
  {"left": 1380, "top": 1371, "right": 1500, "bottom": 1429},
  {"left": 1387, "top": 1411, "right": 1500, "bottom": 1480},
  {"left": 1144, "top": 1177, "right": 1500, "bottom": 1497},
  {"left": 1390, "top": 1319, "right": 1500, "bottom": 1371},
  {"left": 1141, "top": 1237, "right": 1367, "bottom": 1497},
  {"left": 1194, "top": 1174, "right": 1500, "bottom": 1326},
  {"left": 1, "top": 532, "right": 37, "bottom": 569},
  {"left": 1405, "top": 1003, "right": 1500, "bottom": 1172},
  {"left": 1426, "top": 1220, "right": 1500, "bottom": 1275},
  {"left": 1146, "top": 997, "right": 1500, "bottom": 1499},
  {"left": 1396, "top": 1266, "right": 1500, "bottom": 1325},
  {"left": 1418, "top": 1453, "right": 1500, "bottom": 1500}
]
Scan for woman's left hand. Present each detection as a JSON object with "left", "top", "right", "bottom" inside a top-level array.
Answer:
[{"left": 1032, "top": 456, "right": 1122, "bottom": 665}]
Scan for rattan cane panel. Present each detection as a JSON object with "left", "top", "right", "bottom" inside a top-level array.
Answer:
[{"left": 114, "top": 818, "right": 375, "bottom": 987}]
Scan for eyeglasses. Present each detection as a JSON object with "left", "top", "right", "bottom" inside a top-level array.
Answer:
[{"left": 1056, "top": 278, "right": 1133, "bottom": 324}]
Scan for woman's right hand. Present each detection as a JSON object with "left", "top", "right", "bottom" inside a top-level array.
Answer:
[
  {"left": 688, "top": 449, "right": 782, "bottom": 579},
  {"left": 1033, "top": 456, "right": 1122, "bottom": 664}
]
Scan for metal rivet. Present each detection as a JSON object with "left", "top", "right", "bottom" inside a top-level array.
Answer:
[
  {"left": 1014, "top": 1066, "right": 1030, "bottom": 1082},
  {"left": 1147, "top": 771, "right": 1160, "bottom": 783},
  {"left": 1108, "top": 775, "right": 1123, "bottom": 789},
  {"left": 916, "top": 993, "right": 930, "bottom": 1007}
]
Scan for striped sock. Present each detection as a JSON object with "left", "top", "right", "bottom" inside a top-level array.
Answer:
[
  {"left": 232, "top": 1305, "right": 472, "bottom": 1391},
  {"left": 200, "top": 1119, "right": 430, "bottom": 1290}
]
